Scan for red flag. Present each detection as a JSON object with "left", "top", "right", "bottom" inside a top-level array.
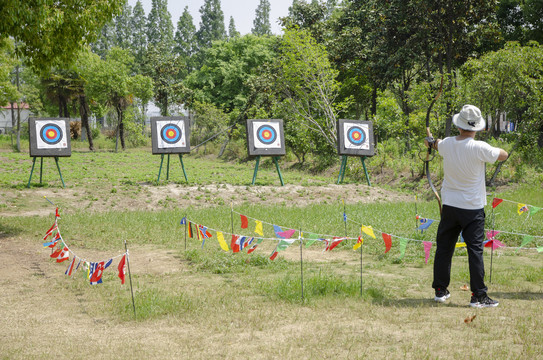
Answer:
[
  {"left": 55, "top": 207, "right": 60, "bottom": 218},
  {"left": 325, "top": 237, "right": 344, "bottom": 251},
  {"left": 492, "top": 198, "right": 503, "bottom": 208},
  {"left": 231, "top": 235, "right": 240, "bottom": 253},
  {"left": 50, "top": 247, "right": 63, "bottom": 259},
  {"left": 269, "top": 250, "right": 279, "bottom": 260},
  {"left": 188, "top": 222, "right": 193, "bottom": 238},
  {"left": 56, "top": 247, "right": 70, "bottom": 263},
  {"left": 43, "top": 223, "right": 58, "bottom": 241},
  {"left": 118, "top": 254, "right": 126, "bottom": 285},
  {"left": 240, "top": 215, "right": 248, "bottom": 229},
  {"left": 382, "top": 233, "right": 392, "bottom": 253}
]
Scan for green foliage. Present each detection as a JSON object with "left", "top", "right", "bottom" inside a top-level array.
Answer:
[
  {"left": 0, "top": 0, "right": 125, "bottom": 71},
  {"left": 252, "top": 0, "right": 272, "bottom": 36},
  {"left": 146, "top": 0, "right": 174, "bottom": 50},
  {"left": 0, "top": 39, "right": 18, "bottom": 106},
  {"left": 195, "top": 0, "right": 226, "bottom": 49}
]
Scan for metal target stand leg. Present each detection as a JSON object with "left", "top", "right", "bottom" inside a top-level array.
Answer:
[
  {"left": 251, "top": 155, "right": 261, "bottom": 185},
  {"left": 360, "top": 156, "right": 371, "bottom": 186},
  {"left": 27, "top": 157, "right": 37, "bottom": 188},
  {"left": 157, "top": 154, "right": 164, "bottom": 182},
  {"left": 337, "top": 155, "right": 348, "bottom": 184},
  {"left": 272, "top": 157, "right": 284, "bottom": 186},
  {"left": 166, "top": 154, "right": 170, "bottom": 180},
  {"left": 178, "top": 154, "right": 188, "bottom": 183},
  {"left": 54, "top": 157, "right": 66, "bottom": 188}
]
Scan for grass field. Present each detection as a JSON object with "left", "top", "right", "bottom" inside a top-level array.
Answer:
[{"left": 0, "top": 147, "right": 542, "bottom": 359}]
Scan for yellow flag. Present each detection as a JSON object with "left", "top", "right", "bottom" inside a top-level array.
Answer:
[
  {"left": 254, "top": 220, "right": 264, "bottom": 236},
  {"left": 353, "top": 237, "right": 363, "bottom": 250},
  {"left": 361, "top": 225, "right": 376, "bottom": 239},
  {"left": 517, "top": 203, "right": 528, "bottom": 215},
  {"left": 455, "top": 242, "right": 466, "bottom": 248},
  {"left": 196, "top": 226, "right": 202, "bottom": 242},
  {"left": 216, "top": 232, "right": 229, "bottom": 252}
]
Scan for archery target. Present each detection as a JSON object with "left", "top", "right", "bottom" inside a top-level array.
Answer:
[
  {"left": 151, "top": 117, "right": 191, "bottom": 154},
  {"left": 254, "top": 122, "right": 280, "bottom": 149},
  {"left": 36, "top": 120, "right": 68, "bottom": 149},
  {"left": 344, "top": 123, "right": 369, "bottom": 150},
  {"left": 336, "top": 119, "right": 375, "bottom": 157},
  {"left": 157, "top": 121, "right": 185, "bottom": 148},
  {"left": 29, "top": 118, "right": 71, "bottom": 157},
  {"left": 246, "top": 119, "right": 285, "bottom": 156}
]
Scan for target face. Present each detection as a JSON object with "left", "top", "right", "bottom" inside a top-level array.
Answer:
[
  {"left": 246, "top": 119, "right": 285, "bottom": 156},
  {"left": 344, "top": 123, "right": 369, "bottom": 150},
  {"left": 151, "top": 117, "right": 190, "bottom": 154},
  {"left": 29, "top": 118, "right": 71, "bottom": 157},
  {"left": 337, "top": 119, "right": 375, "bottom": 156},
  {"left": 36, "top": 121, "right": 68, "bottom": 149}
]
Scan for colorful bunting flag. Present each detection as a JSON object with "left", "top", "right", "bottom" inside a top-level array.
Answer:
[
  {"left": 305, "top": 233, "right": 321, "bottom": 248},
  {"left": 325, "top": 237, "right": 344, "bottom": 251},
  {"left": 529, "top": 206, "right": 541, "bottom": 216},
  {"left": 537, "top": 247, "right": 543, "bottom": 253},
  {"left": 273, "top": 225, "right": 296, "bottom": 239},
  {"left": 65, "top": 256, "right": 77, "bottom": 276},
  {"left": 188, "top": 222, "right": 193, "bottom": 238},
  {"left": 382, "top": 233, "right": 392, "bottom": 253},
  {"left": 486, "top": 230, "right": 500, "bottom": 240},
  {"left": 353, "top": 236, "right": 363, "bottom": 250},
  {"left": 56, "top": 246, "right": 70, "bottom": 263},
  {"left": 43, "top": 222, "right": 58, "bottom": 241},
  {"left": 343, "top": 212, "right": 347, "bottom": 222},
  {"left": 423, "top": 241, "right": 432, "bottom": 264},
  {"left": 240, "top": 215, "right": 248, "bottom": 229},
  {"left": 517, "top": 203, "right": 529, "bottom": 215},
  {"left": 484, "top": 239, "right": 506, "bottom": 250},
  {"left": 361, "top": 225, "right": 376, "bottom": 239},
  {"left": 89, "top": 259, "right": 112, "bottom": 285},
  {"left": 180, "top": 217, "right": 186, "bottom": 225},
  {"left": 238, "top": 236, "right": 249, "bottom": 250},
  {"left": 398, "top": 238, "right": 408, "bottom": 260},
  {"left": 43, "top": 231, "right": 61, "bottom": 248},
  {"left": 455, "top": 242, "right": 466, "bottom": 248},
  {"left": 118, "top": 254, "right": 126, "bottom": 284},
  {"left": 247, "top": 238, "right": 264, "bottom": 254},
  {"left": 492, "top": 198, "right": 503, "bottom": 208},
  {"left": 231, "top": 235, "right": 241, "bottom": 253},
  {"left": 216, "top": 232, "right": 229, "bottom": 252},
  {"left": 254, "top": 220, "right": 264, "bottom": 236},
  {"left": 269, "top": 239, "right": 295, "bottom": 260},
  {"left": 50, "top": 247, "right": 63, "bottom": 259},
  {"left": 417, "top": 218, "right": 434, "bottom": 233},
  {"left": 520, "top": 235, "right": 533, "bottom": 248}
]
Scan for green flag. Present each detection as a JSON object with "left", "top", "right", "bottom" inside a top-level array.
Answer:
[
  {"left": 305, "top": 233, "right": 320, "bottom": 248},
  {"left": 398, "top": 238, "right": 408, "bottom": 260},
  {"left": 530, "top": 206, "right": 541, "bottom": 216}
]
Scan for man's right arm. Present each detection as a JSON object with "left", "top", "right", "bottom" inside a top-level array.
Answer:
[{"left": 497, "top": 149, "right": 508, "bottom": 161}]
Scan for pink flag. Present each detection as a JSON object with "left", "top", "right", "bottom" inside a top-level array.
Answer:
[
  {"left": 485, "top": 239, "right": 506, "bottom": 250},
  {"left": 423, "top": 241, "right": 433, "bottom": 265},
  {"left": 486, "top": 230, "right": 500, "bottom": 240},
  {"left": 240, "top": 215, "right": 248, "bottom": 229},
  {"left": 325, "top": 237, "right": 344, "bottom": 251},
  {"left": 382, "top": 233, "right": 392, "bottom": 253}
]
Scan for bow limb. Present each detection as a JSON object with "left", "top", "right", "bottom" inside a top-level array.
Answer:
[{"left": 424, "top": 77, "right": 444, "bottom": 216}]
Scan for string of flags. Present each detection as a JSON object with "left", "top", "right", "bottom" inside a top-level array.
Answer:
[
  {"left": 491, "top": 196, "right": 542, "bottom": 216},
  {"left": 41, "top": 207, "right": 128, "bottom": 285}
]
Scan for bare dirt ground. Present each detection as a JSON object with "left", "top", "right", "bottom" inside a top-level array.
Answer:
[{"left": 0, "top": 183, "right": 414, "bottom": 217}]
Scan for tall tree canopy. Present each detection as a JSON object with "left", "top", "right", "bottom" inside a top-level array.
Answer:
[
  {"left": 252, "top": 0, "right": 272, "bottom": 36},
  {"left": 0, "top": 0, "right": 125, "bottom": 71},
  {"left": 196, "top": 0, "right": 226, "bottom": 49},
  {"left": 147, "top": 0, "right": 174, "bottom": 51}
]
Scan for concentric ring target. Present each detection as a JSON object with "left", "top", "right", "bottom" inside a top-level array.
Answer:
[
  {"left": 346, "top": 126, "right": 366, "bottom": 147},
  {"left": 160, "top": 124, "right": 182, "bottom": 144},
  {"left": 256, "top": 125, "right": 277, "bottom": 145},
  {"left": 40, "top": 124, "right": 63, "bottom": 145}
]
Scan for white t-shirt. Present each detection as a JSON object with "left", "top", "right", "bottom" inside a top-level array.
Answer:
[{"left": 437, "top": 137, "right": 501, "bottom": 210}]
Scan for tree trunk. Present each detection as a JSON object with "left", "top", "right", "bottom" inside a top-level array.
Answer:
[
  {"left": 15, "top": 64, "right": 21, "bottom": 152},
  {"left": 118, "top": 106, "right": 126, "bottom": 150},
  {"left": 79, "top": 95, "right": 94, "bottom": 151}
]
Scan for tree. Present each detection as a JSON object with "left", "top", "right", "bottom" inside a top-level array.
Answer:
[
  {"left": 174, "top": 6, "right": 198, "bottom": 70},
  {"left": 0, "top": 0, "right": 124, "bottom": 72},
  {"left": 276, "top": 29, "right": 343, "bottom": 151},
  {"left": 252, "top": 0, "right": 272, "bottom": 36},
  {"left": 195, "top": 0, "right": 226, "bottom": 49},
  {"left": 131, "top": 1, "right": 148, "bottom": 69},
  {"left": 184, "top": 35, "right": 277, "bottom": 113},
  {"left": 228, "top": 17, "right": 240, "bottom": 39},
  {"left": 92, "top": 21, "right": 116, "bottom": 59},
  {"left": 147, "top": 0, "right": 174, "bottom": 51},
  {"left": 0, "top": 39, "right": 18, "bottom": 107},
  {"left": 115, "top": 3, "right": 133, "bottom": 50}
]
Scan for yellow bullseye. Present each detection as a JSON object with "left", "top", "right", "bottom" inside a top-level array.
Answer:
[{"left": 47, "top": 130, "right": 56, "bottom": 138}]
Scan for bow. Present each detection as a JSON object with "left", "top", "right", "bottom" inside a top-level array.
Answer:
[{"left": 424, "top": 77, "right": 443, "bottom": 215}]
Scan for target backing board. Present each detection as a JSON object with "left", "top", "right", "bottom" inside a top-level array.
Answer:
[
  {"left": 29, "top": 118, "right": 71, "bottom": 157},
  {"left": 151, "top": 117, "right": 191, "bottom": 154},
  {"left": 336, "top": 119, "right": 375, "bottom": 157},
  {"left": 246, "top": 119, "right": 285, "bottom": 156}
]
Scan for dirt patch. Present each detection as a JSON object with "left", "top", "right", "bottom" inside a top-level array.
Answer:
[{"left": 0, "top": 183, "right": 413, "bottom": 217}]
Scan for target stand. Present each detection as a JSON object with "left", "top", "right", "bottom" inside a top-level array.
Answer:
[
  {"left": 246, "top": 119, "right": 286, "bottom": 186},
  {"left": 336, "top": 119, "right": 375, "bottom": 186},
  {"left": 151, "top": 117, "right": 190, "bottom": 183},
  {"left": 27, "top": 118, "right": 71, "bottom": 188}
]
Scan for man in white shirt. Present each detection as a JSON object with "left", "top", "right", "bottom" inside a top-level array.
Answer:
[{"left": 425, "top": 105, "right": 508, "bottom": 308}]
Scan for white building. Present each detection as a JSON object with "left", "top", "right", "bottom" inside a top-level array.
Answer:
[{"left": 0, "top": 103, "right": 32, "bottom": 134}]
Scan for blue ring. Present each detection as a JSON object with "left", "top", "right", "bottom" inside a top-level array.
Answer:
[
  {"left": 40, "top": 124, "right": 62, "bottom": 145},
  {"left": 256, "top": 125, "right": 277, "bottom": 145},
  {"left": 161, "top": 124, "right": 181, "bottom": 144},
  {"left": 347, "top": 126, "right": 366, "bottom": 146}
]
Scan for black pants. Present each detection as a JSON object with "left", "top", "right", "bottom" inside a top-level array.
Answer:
[{"left": 432, "top": 205, "right": 488, "bottom": 297}]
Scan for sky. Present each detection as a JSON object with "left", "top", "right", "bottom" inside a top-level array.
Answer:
[{"left": 127, "top": 0, "right": 293, "bottom": 35}]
